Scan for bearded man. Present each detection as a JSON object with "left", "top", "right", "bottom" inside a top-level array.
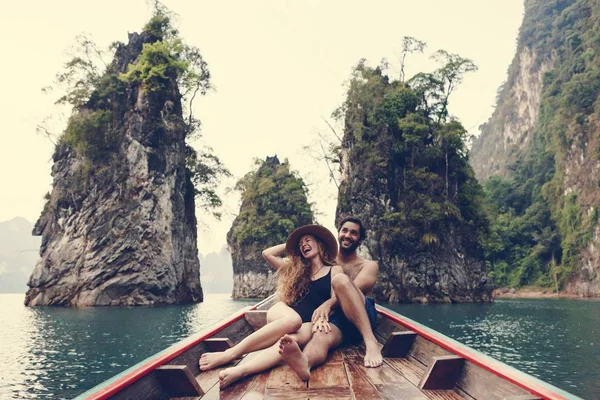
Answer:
[{"left": 278, "top": 217, "right": 382, "bottom": 380}]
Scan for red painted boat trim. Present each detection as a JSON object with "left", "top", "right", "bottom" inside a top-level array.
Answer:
[
  {"left": 83, "top": 303, "right": 258, "bottom": 400},
  {"left": 376, "top": 306, "right": 573, "bottom": 400}
]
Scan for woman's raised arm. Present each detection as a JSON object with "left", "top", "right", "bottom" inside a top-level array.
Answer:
[{"left": 261, "top": 243, "right": 288, "bottom": 271}]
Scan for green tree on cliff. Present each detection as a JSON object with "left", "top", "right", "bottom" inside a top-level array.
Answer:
[
  {"left": 229, "top": 156, "right": 314, "bottom": 250},
  {"left": 335, "top": 45, "right": 487, "bottom": 257},
  {"left": 481, "top": 0, "right": 600, "bottom": 289},
  {"left": 41, "top": 3, "right": 228, "bottom": 218}
]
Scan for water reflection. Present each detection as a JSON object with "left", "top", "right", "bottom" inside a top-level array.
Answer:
[
  {"left": 385, "top": 298, "right": 600, "bottom": 399},
  {"left": 1, "top": 295, "right": 597, "bottom": 399},
  {"left": 0, "top": 294, "right": 253, "bottom": 399}
]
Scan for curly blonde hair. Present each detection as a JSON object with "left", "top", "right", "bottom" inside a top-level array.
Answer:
[{"left": 277, "top": 236, "right": 336, "bottom": 305}]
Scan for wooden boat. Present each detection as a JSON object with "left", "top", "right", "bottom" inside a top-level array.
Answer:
[{"left": 76, "top": 295, "right": 581, "bottom": 400}]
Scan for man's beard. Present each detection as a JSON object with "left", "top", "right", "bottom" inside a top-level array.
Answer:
[{"left": 339, "top": 238, "right": 360, "bottom": 254}]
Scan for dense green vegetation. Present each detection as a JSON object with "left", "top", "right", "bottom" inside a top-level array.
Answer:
[
  {"left": 335, "top": 44, "right": 488, "bottom": 257},
  {"left": 482, "top": 0, "right": 600, "bottom": 289},
  {"left": 229, "top": 157, "right": 313, "bottom": 250},
  {"left": 45, "top": 4, "right": 227, "bottom": 216}
]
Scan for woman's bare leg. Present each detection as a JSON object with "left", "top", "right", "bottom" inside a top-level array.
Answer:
[
  {"left": 219, "top": 322, "right": 313, "bottom": 388},
  {"left": 200, "top": 302, "right": 302, "bottom": 371}
]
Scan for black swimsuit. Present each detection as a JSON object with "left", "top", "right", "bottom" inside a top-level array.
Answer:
[{"left": 291, "top": 268, "right": 332, "bottom": 323}]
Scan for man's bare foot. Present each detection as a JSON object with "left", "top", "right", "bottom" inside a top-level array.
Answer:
[
  {"left": 278, "top": 334, "right": 310, "bottom": 381},
  {"left": 199, "top": 349, "right": 235, "bottom": 371},
  {"left": 219, "top": 366, "right": 246, "bottom": 389},
  {"left": 364, "top": 339, "right": 383, "bottom": 367}
]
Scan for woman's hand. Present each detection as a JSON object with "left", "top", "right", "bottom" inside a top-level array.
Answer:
[
  {"left": 311, "top": 300, "right": 333, "bottom": 323},
  {"left": 312, "top": 317, "right": 332, "bottom": 334}
]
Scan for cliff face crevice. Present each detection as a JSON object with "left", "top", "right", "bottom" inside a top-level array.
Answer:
[
  {"left": 26, "top": 31, "right": 203, "bottom": 306},
  {"left": 337, "top": 156, "right": 491, "bottom": 303},
  {"left": 471, "top": 47, "right": 554, "bottom": 181}
]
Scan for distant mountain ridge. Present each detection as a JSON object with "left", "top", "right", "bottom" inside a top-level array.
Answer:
[
  {"left": 0, "top": 217, "right": 40, "bottom": 293},
  {"left": 199, "top": 246, "right": 234, "bottom": 294}
]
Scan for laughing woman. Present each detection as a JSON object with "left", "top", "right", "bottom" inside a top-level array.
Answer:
[{"left": 198, "top": 224, "right": 342, "bottom": 388}]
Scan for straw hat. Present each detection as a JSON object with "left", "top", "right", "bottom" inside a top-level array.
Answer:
[{"left": 285, "top": 224, "right": 338, "bottom": 259}]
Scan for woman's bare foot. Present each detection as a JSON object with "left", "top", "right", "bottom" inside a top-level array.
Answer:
[
  {"left": 278, "top": 334, "right": 310, "bottom": 381},
  {"left": 219, "top": 366, "right": 246, "bottom": 389},
  {"left": 364, "top": 339, "right": 383, "bottom": 367},
  {"left": 199, "top": 349, "right": 235, "bottom": 371}
]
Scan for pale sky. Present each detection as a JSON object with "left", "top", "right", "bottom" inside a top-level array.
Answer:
[{"left": 0, "top": 0, "right": 523, "bottom": 254}]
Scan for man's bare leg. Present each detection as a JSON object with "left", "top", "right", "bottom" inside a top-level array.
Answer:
[
  {"left": 331, "top": 273, "right": 382, "bottom": 367},
  {"left": 279, "top": 326, "right": 343, "bottom": 381},
  {"left": 219, "top": 322, "right": 313, "bottom": 388}
]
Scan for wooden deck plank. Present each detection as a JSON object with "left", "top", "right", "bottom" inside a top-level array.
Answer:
[
  {"left": 344, "top": 361, "right": 383, "bottom": 399},
  {"left": 308, "top": 356, "right": 348, "bottom": 389},
  {"left": 342, "top": 346, "right": 427, "bottom": 400},
  {"left": 264, "top": 387, "right": 352, "bottom": 399},
  {"left": 384, "top": 357, "right": 426, "bottom": 386},
  {"left": 266, "top": 364, "right": 306, "bottom": 389},
  {"left": 239, "top": 372, "right": 271, "bottom": 400}
]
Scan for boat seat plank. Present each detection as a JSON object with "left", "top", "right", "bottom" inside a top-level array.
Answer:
[
  {"left": 503, "top": 395, "right": 543, "bottom": 400},
  {"left": 374, "top": 314, "right": 410, "bottom": 342},
  {"left": 109, "top": 372, "right": 169, "bottom": 400},
  {"left": 456, "top": 361, "right": 531, "bottom": 400},
  {"left": 204, "top": 338, "right": 234, "bottom": 352},
  {"left": 264, "top": 387, "right": 352, "bottom": 399},
  {"left": 245, "top": 310, "right": 268, "bottom": 331},
  {"left": 408, "top": 336, "right": 454, "bottom": 367},
  {"left": 385, "top": 358, "right": 465, "bottom": 400},
  {"left": 382, "top": 331, "right": 418, "bottom": 358},
  {"left": 211, "top": 318, "right": 256, "bottom": 346},
  {"left": 419, "top": 355, "right": 465, "bottom": 390},
  {"left": 156, "top": 365, "right": 204, "bottom": 397},
  {"left": 167, "top": 319, "right": 251, "bottom": 377}
]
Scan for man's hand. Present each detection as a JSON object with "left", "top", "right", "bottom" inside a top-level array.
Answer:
[
  {"left": 312, "top": 317, "right": 332, "bottom": 334},
  {"left": 311, "top": 301, "right": 333, "bottom": 323}
]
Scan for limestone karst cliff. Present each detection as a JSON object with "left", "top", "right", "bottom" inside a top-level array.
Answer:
[
  {"left": 227, "top": 156, "right": 313, "bottom": 299},
  {"left": 471, "top": 0, "right": 600, "bottom": 296},
  {"left": 25, "top": 12, "right": 212, "bottom": 306},
  {"left": 335, "top": 62, "right": 492, "bottom": 303}
]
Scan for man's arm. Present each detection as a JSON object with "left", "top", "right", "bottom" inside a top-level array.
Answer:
[
  {"left": 311, "top": 260, "right": 378, "bottom": 323},
  {"left": 352, "top": 260, "right": 378, "bottom": 293}
]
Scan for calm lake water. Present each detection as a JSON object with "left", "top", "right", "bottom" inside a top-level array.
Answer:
[{"left": 0, "top": 294, "right": 597, "bottom": 399}]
